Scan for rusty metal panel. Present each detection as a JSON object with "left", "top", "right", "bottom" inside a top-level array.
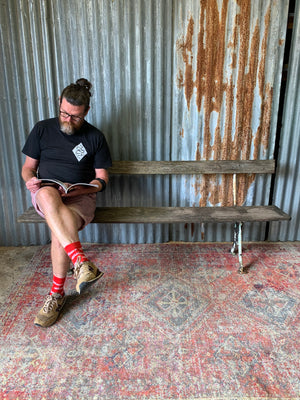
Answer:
[
  {"left": 270, "top": 0, "right": 300, "bottom": 241},
  {"left": 0, "top": 0, "right": 291, "bottom": 246},
  {"left": 171, "top": 0, "right": 289, "bottom": 242}
]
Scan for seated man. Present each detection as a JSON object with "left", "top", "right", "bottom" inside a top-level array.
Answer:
[{"left": 21, "top": 78, "right": 112, "bottom": 327}]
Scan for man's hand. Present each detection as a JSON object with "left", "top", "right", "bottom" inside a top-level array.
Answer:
[{"left": 26, "top": 177, "right": 41, "bottom": 193}]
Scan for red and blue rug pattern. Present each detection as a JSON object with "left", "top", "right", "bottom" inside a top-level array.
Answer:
[{"left": 0, "top": 243, "right": 299, "bottom": 399}]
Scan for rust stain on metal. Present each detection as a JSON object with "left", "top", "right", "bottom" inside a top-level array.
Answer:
[
  {"left": 195, "top": 142, "right": 201, "bottom": 160},
  {"left": 177, "top": 1, "right": 274, "bottom": 206},
  {"left": 184, "top": 222, "right": 195, "bottom": 237},
  {"left": 177, "top": 16, "right": 195, "bottom": 108}
]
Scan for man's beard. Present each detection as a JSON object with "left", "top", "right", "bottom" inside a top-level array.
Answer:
[{"left": 59, "top": 119, "right": 82, "bottom": 135}]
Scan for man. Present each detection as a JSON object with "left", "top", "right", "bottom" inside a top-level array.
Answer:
[{"left": 21, "top": 78, "right": 112, "bottom": 327}]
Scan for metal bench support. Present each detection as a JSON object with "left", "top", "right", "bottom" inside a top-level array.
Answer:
[{"left": 230, "top": 173, "right": 245, "bottom": 273}]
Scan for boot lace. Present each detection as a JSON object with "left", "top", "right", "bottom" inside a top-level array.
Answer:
[
  {"left": 73, "top": 257, "right": 82, "bottom": 279},
  {"left": 43, "top": 295, "right": 58, "bottom": 313}
]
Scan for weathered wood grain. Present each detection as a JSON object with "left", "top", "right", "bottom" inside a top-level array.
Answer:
[
  {"left": 18, "top": 205, "right": 290, "bottom": 224},
  {"left": 109, "top": 160, "right": 275, "bottom": 175}
]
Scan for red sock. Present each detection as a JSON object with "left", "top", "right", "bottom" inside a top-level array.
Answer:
[
  {"left": 50, "top": 275, "right": 66, "bottom": 296},
  {"left": 64, "top": 241, "right": 89, "bottom": 265}
]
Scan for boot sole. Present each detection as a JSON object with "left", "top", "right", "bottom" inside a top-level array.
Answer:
[{"left": 76, "top": 270, "right": 104, "bottom": 294}]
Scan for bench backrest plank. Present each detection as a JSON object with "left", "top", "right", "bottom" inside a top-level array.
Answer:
[{"left": 109, "top": 160, "right": 275, "bottom": 175}]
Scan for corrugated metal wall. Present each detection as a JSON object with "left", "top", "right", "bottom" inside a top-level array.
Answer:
[
  {"left": 270, "top": 0, "right": 300, "bottom": 241},
  {"left": 0, "top": 0, "right": 297, "bottom": 246}
]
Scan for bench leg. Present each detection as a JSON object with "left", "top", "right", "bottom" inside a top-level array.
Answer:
[
  {"left": 237, "top": 222, "right": 244, "bottom": 274},
  {"left": 231, "top": 222, "right": 245, "bottom": 273},
  {"left": 231, "top": 222, "right": 238, "bottom": 255}
]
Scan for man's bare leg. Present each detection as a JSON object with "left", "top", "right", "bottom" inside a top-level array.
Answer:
[
  {"left": 34, "top": 231, "right": 70, "bottom": 327},
  {"left": 33, "top": 187, "right": 102, "bottom": 327},
  {"left": 51, "top": 232, "right": 71, "bottom": 279},
  {"left": 35, "top": 186, "right": 83, "bottom": 247},
  {"left": 35, "top": 186, "right": 102, "bottom": 294}
]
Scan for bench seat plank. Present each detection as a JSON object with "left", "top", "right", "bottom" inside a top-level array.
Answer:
[{"left": 17, "top": 205, "right": 290, "bottom": 224}]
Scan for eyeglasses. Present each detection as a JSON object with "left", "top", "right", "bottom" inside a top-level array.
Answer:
[{"left": 59, "top": 110, "right": 84, "bottom": 122}]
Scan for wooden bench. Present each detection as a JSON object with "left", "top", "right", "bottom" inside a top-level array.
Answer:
[{"left": 18, "top": 160, "right": 291, "bottom": 273}]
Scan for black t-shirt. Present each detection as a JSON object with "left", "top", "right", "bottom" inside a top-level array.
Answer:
[{"left": 22, "top": 118, "right": 112, "bottom": 183}]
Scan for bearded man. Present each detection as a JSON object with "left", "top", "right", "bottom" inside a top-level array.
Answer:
[{"left": 21, "top": 78, "right": 112, "bottom": 327}]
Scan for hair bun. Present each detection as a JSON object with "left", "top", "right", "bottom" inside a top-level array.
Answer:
[{"left": 75, "top": 78, "right": 92, "bottom": 96}]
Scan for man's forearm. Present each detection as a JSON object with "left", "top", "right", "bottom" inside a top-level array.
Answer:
[{"left": 22, "top": 167, "right": 37, "bottom": 182}]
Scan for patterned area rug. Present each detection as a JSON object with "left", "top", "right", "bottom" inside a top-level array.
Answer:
[{"left": 0, "top": 243, "right": 299, "bottom": 400}]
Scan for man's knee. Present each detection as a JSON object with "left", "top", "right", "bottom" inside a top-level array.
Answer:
[
  {"left": 36, "top": 186, "right": 60, "bottom": 202},
  {"left": 35, "top": 186, "right": 62, "bottom": 213}
]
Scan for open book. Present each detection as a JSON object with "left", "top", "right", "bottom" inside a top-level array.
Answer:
[{"left": 40, "top": 178, "right": 98, "bottom": 194}]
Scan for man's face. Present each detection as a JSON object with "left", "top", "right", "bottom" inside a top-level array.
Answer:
[{"left": 59, "top": 98, "right": 88, "bottom": 135}]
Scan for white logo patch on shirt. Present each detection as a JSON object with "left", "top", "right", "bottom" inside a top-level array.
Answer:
[{"left": 72, "top": 143, "right": 87, "bottom": 161}]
